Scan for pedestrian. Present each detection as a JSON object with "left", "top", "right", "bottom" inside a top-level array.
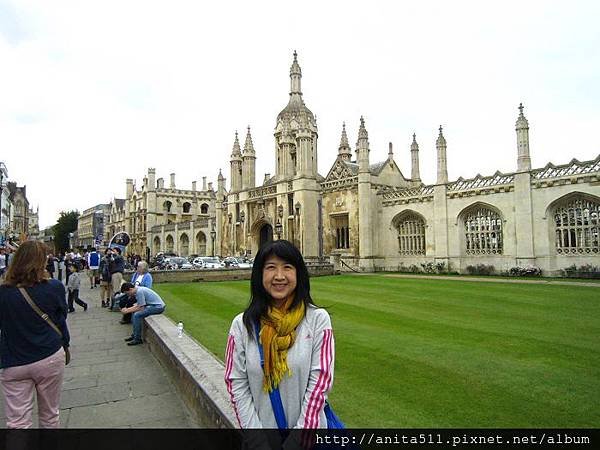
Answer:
[
  {"left": 45, "top": 253, "right": 57, "bottom": 279},
  {"left": 108, "top": 248, "right": 125, "bottom": 308},
  {"left": 120, "top": 283, "right": 165, "bottom": 346},
  {"left": 87, "top": 248, "right": 100, "bottom": 289},
  {"left": 0, "top": 241, "right": 70, "bottom": 428},
  {"left": 66, "top": 264, "right": 88, "bottom": 313},
  {"left": 64, "top": 253, "right": 73, "bottom": 285},
  {"left": 57, "top": 253, "right": 65, "bottom": 283},
  {"left": 0, "top": 247, "right": 7, "bottom": 282},
  {"left": 99, "top": 249, "right": 112, "bottom": 308},
  {"left": 120, "top": 261, "right": 153, "bottom": 325},
  {"left": 224, "top": 240, "right": 336, "bottom": 430}
]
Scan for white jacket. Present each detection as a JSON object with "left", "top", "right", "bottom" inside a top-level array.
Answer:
[{"left": 225, "top": 305, "right": 334, "bottom": 429}]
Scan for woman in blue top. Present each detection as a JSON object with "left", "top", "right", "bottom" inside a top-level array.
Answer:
[{"left": 0, "top": 241, "right": 70, "bottom": 428}]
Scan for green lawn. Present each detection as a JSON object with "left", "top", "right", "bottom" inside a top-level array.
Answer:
[{"left": 154, "top": 275, "right": 600, "bottom": 427}]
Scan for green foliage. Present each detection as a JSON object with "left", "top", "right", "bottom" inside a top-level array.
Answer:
[
  {"left": 155, "top": 276, "right": 600, "bottom": 427},
  {"left": 465, "top": 263, "right": 495, "bottom": 275},
  {"left": 52, "top": 210, "right": 79, "bottom": 253}
]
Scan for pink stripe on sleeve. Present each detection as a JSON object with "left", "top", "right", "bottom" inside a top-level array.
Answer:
[
  {"left": 303, "top": 328, "right": 333, "bottom": 428},
  {"left": 310, "top": 330, "right": 333, "bottom": 428},
  {"left": 224, "top": 334, "right": 243, "bottom": 427}
]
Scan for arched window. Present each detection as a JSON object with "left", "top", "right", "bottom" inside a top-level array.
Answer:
[
  {"left": 180, "top": 233, "right": 189, "bottom": 256},
  {"left": 153, "top": 236, "right": 161, "bottom": 255},
  {"left": 394, "top": 212, "right": 426, "bottom": 255},
  {"left": 462, "top": 205, "right": 503, "bottom": 254},
  {"left": 166, "top": 235, "right": 174, "bottom": 253},
  {"left": 196, "top": 231, "right": 207, "bottom": 256},
  {"left": 164, "top": 201, "right": 172, "bottom": 213},
  {"left": 183, "top": 202, "right": 191, "bottom": 213},
  {"left": 553, "top": 197, "right": 599, "bottom": 254},
  {"left": 200, "top": 203, "right": 209, "bottom": 214}
]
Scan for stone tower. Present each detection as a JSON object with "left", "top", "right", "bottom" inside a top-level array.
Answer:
[
  {"left": 273, "top": 51, "right": 319, "bottom": 180},
  {"left": 411, "top": 133, "right": 421, "bottom": 182},
  {"left": 338, "top": 122, "right": 352, "bottom": 162},
  {"left": 436, "top": 126, "right": 448, "bottom": 184},
  {"left": 356, "top": 116, "right": 374, "bottom": 270},
  {"left": 516, "top": 103, "right": 531, "bottom": 172},
  {"left": 242, "top": 126, "right": 256, "bottom": 189},
  {"left": 229, "top": 131, "right": 242, "bottom": 192}
]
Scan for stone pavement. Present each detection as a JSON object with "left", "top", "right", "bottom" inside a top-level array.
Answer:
[{"left": 0, "top": 279, "right": 196, "bottom": 428}]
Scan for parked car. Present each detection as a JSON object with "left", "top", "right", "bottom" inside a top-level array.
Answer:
[
  {"left": 192, "top": 256, "right": 223, "bottom": 269},
  {"left": 166, "top": 257, "right": 194, "bottom": 270}
]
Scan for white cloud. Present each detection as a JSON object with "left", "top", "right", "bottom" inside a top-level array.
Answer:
[{"left": 0, "top": 0, "right": 599, "bottom": 228}]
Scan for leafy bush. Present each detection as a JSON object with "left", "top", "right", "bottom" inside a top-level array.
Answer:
[
  {"left": 562, "top": 264, "right": 600, "bottom": 278},
  {"left": 409, "top": 264, "right": 421, "bottom": 273},
  {"left": 509, "top": 266, "right": 542, "bottom": 277},
  {"left": 465, "top": 264, "right": 495, "bottom": 275},
  {"left": 420, "top": 262, "right": 436, "bottom": 274}
]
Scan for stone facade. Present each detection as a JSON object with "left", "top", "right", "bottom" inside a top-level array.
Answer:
[
  {"left": 76, "top": 203, "right": 110, "bottom": 249},
  {"left": 108, "top": 53, "right": 600, "bottom": 275},
  {"left": 27, "top": 206, "right": 40, "bottom": 241},
  {"left": 6, "top": 182, "right": 29, "bottom": 241},
  {"left": 106, "top": 170, "right": 217, "bottom": 258},
  {"left": 216, "top": 53, "right": 600, "bottom": 275}
]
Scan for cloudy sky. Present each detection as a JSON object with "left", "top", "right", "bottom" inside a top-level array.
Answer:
[{"left": 1, "top": 0, "right": 599, "bottom": 229}]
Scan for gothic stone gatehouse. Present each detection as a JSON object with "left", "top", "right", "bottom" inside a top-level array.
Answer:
[{"left": 213, "top": 52, "right": 600, "bottom": 275}]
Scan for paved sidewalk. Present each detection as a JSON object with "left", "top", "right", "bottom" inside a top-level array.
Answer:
[{"left": 1, "top": 280, "right": 196, "bottom": 428}]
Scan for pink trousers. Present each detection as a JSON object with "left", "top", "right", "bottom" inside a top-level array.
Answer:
[{"left": 0, "top": 348, "right": 65, "bottom": 428}]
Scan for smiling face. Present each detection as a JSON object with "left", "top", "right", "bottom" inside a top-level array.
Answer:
[{"left": 262, "top": 254, "right": 297, "bottom": 308}]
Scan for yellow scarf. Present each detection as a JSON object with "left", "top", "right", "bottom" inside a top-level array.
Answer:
[{"left": 259, "top": 296, "right": 306, "bottom": 392}]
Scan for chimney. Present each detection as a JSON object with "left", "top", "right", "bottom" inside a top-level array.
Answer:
[
  {"left": 264, "top": 173, "right": 271, "bottom": 184},
  {"left": 157, "top": 178, "right": 164, "bottom": 189},
  {"left": 170, "top": 173, "right": 176, "bottom": 188},
  {"left": 202, "top": 176, "right": 207, "bottom": 191},
  {"left": 207, "top": 182, "right": 214, "bottom": 191},
  {"left": 192, "top": 181, "right": 197, "bottom": 191}
]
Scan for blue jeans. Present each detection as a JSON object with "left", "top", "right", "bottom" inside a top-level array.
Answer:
[{"left": 132, "top": 305, "right": 165, "bottom": 340}]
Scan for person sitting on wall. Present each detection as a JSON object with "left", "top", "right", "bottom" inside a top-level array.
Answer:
[
  {"left": 120, "top": 283, "right": 165, "bottom": 346},
  {"left": 120, "top": 261, "right": 153, "bottom": 325}
]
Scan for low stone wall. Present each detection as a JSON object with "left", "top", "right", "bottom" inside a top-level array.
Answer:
[
  {"left": 149, "top": 264, "right": 335, "bottom": 283},
  {"left": 143, "top": 315, "right": 238, "bottom": 429}
]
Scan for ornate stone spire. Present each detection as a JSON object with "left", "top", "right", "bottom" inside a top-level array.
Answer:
[
  {"left": 356, "top": 116, "right": 370, "bottom": 173},
  {"left": 290, "top": 50, "right": 302, "bottom": 95},
  {"left": 243, "top": 126, "right": 255, "bottom": 155},
  {"left": 230, "top": 131, "right": 242, "bottom": 159},
  {"left": 436, "top": 126, "right": 448, "bottom": 184},
  {"left": 338, "top": 122, "right": 352, "bottom": 161},
  {"left": 411, "top": 133, "right": 421, "bottom": 182},
  {"left": 218, "top": 168, "right": 224, "bottom": 181},
  {"left": 515, "top": 102, "right": 531, "bottom": 171}
]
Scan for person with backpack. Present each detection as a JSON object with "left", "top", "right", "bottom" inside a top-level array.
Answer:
[{"left": 87, "top": 249, "right": 101, "bottom": 289}]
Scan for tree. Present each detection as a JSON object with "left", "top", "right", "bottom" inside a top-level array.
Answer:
[{"left": 52, "top": 210, "right": 79, "bottom": 253}]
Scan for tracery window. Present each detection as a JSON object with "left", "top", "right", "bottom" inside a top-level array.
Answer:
[
  {"left": 182, "top": 202, "right": 191, "bottom": 213},
  {"left": 463, "top": 206, "right": 503, "bottom": 254},
  {"left": 331, "top": 214, "right": 350, "bottom": 249},
  {"left": 554, "top": 197, "right": 599, "bottom": 254},
  {"left": 396, "top": 213, "right": 425, "bottom": 255},
  {"left": 200, "top": 203, "right": 209, "bottom": 214},
  {"left": 164, "top": 201, "right": 172, "bottom": 213}
]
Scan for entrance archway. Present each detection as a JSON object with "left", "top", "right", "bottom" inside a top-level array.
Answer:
[{"left": 259, "top": 224, "right": 273, "bottom": 249}]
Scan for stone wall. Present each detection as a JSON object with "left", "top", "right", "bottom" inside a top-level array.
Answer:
[
  {"left": 143, "top": 315, "right": 238, "bottom": 429},
  {"left": 149, "top": 265, "right": 335, "bottom": 284}
]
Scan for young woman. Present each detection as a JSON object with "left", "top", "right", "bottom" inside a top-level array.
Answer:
[
  {"left": 0, "top": 241, "right": 70, "bottom": 428},
  {"left": 225, "top": 240, "right": 335, "bottom": 429}
]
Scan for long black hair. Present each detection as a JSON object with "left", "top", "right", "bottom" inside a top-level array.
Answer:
[{"left": 242, "top": 239, "right": 315, "bottom": 336}]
